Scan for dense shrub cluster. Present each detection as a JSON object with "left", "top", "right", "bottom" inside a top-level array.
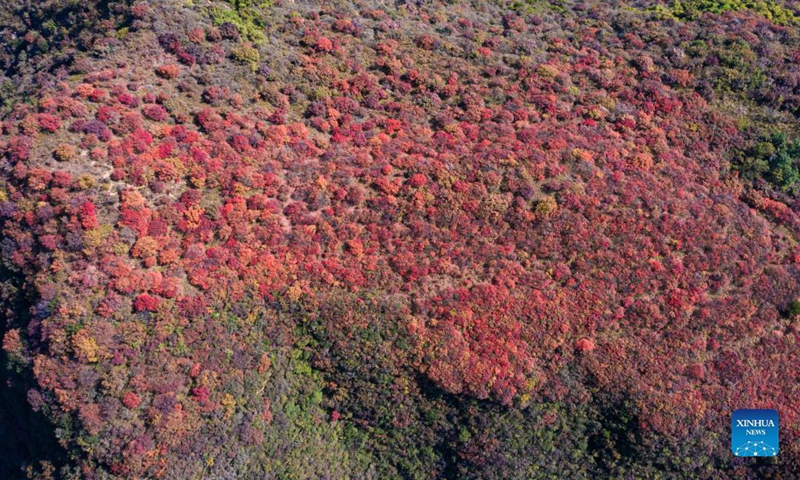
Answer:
[
  {"left": 2, "top": 0, "right": 800, "bottom": 478},
  {"left": 651, "top": 0, "right": 798, "bottom": 25},
  {"left": 736, "top": 131, "right": 800, "bottom": 192}
]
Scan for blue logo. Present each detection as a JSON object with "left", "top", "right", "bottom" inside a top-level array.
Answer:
[{"left": 732, "top": 409, "right": 779, "bottom": 457}]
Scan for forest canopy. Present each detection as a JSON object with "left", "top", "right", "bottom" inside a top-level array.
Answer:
[{"left": 2, "top": 0, "right": 800, "bottom": 478}]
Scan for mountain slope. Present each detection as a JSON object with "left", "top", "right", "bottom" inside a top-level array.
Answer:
[{"left": 2, "top": 1, "right": 800, "bottom": 478}]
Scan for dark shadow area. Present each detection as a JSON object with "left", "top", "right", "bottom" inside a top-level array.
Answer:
[
  {"left": 0, "top": 259, "right": 68, "bottom": 478},
  {"left": 0, "top": 352, "right": 69, "bottom": 479}
]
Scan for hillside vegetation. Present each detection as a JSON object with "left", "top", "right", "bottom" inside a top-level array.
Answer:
[{"left": 2, "top": 1, "right": 800, "bottom": 478}]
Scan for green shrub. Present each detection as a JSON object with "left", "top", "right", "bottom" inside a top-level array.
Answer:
[
  {"left": 656, "top": 0, "right": 798, "bottom": 25},
  {"left": 231, "top": 44, "right": 260, "bottom": 69},
  {"left": 506, "top": 0, "right": 567, "bottom": 14},
  {"left": 787, "top": 299, "right": 800, "bottom": 317},
  {"left": 736, "top": 132, "right": 800, "bottom": 192},
  {"left": 210, "top": 0, "right": 273, "bottom": 42}
]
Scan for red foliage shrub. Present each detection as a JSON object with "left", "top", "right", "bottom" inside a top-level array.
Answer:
[
  {"left": 7, "top": 135, "right": 34, "bottom": 163},
  {"left": 187, "top": 28, "right": 205, "bottom": 43},
  {"left": 575, "top": 338, "right": 596, "bottom": 353},
  {"left": 177, "top": 49, "right": 196, "bottom": 67},
  {"left": 133, "top": 293, "right": 159, "bottom": 312},
  {"left": 191, "top": 385, "right": 210, "bottom": 403},
  {"left": 80, "top": 201, "right": 99, "bottom": 229},
  {"left": 130, "top": 3, "right": 149, "bottom": 19},
  {"left": 156, "top": 64, "right": 180, "bottom": 79},
  {"left": 96, "top": 106, "right": 119, "bottom": 124},
  {"left": 36, "top": 114, "right": 62, "bottom": 133},
  {"left": 196, "top": 108, "right": 224, "bottom": 132},
  {"left": 51, "top": 170, "right": 73, "bottom": 187},
  {"left": 119, "top": 112, "right": 143, "bottom": 133},
  {"left": 142, "top": 104, "right": 168, "bottom": 122},
  {"left": 267, "top": 108, "right": 287, "bottom": 125},
  {"left": 332, "top": 19, "right": 362, "bottom": 36},
  {"left": 407, "top": 173, "right": 428, "bottom": 187},
  {"left": 158, "top": 33, "right": 181, "bottom": 54},
  {"left": 202, "top": 86, "right": 229, "bottom": 105},
  {"left": 2, "top": 329, "right": 22, "bottom": 356},
  {"left": 122, "top": 392, "right": 141, "bottom": 409},
  {"left": 376, "top": 40, "right": 398, "bottom": 56},
  {"left": 315, "top": 37, "right": 334, "bottom": 53}
]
